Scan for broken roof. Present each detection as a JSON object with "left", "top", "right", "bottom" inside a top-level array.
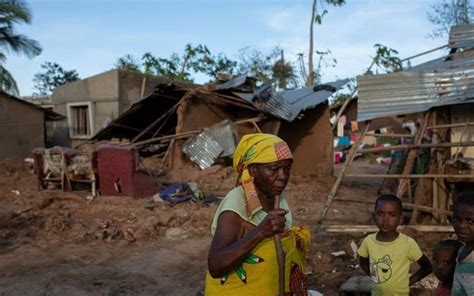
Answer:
[
  {"left": 357, "top": 49, "right": 474, "bottom": 122},
  {"left": 219, "top": 75, "right": 348, "bottom": 121},
  {"left": 449, "top": 24, "right": 474, "bottom": 49}
]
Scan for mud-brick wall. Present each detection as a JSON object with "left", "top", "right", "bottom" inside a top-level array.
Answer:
[
  {"left": 279, "top": 103, "right": 333, "bottom": 177},
  {"left": 0, "top": 96, "right": 44, "bottom": 159}
]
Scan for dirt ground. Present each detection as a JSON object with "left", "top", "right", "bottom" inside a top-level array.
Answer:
[{"left": 0, "top": 158, "right": 451, "bottom": 295}]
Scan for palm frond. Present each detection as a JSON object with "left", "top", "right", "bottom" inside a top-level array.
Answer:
[
  {"left": 0, "top": 0, "right": 31, "bottom": 24},
  {"left": 0, "top": 64, "right": 19, "bottom": 95},
  {"left": 0, "top": 29, "right": 41, "bottom": 57}
]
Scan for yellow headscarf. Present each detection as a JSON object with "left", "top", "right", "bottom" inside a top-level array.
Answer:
[{"left": 233, "top": 133, "right": 293, "bottom": 215}]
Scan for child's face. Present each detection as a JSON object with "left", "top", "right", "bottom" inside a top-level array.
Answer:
[
  {"left": 453, "top": 205, "right": 474, "bottom": 244},
  {"left": 374, "top": 201, "right": 402, "bottom": 234},
  {"left": 433, "top": 247, "right": 457, "bottom": 283}
]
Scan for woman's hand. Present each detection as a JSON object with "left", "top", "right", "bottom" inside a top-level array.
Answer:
[{"left": 257, "top": 209, "right": 288, "bottom": 238}]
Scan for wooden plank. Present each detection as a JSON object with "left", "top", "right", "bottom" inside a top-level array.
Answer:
[
  {"left": 403, "top": 203, "right": 453, "bottom": 216},
  {"left": 160, "top": 139, "right": 175, "bottom": 170},
  {"left": 365, "top": 133, "right": 414, "bottom": 138},
  {"left": 428, "top": 122, "right": 474, "bottom": 129},
  {"left": 133, "top": 116, "right": 265, "bottom": 147},
  {"left": 345, "top": 174, "right": 474, "bottom": 179},
  {"left": 252, "top": 120, "right": 262, "bottom": 133},
  {"left": 317, "top": 123, "right": 371, "bottom": 225},
  {"left": 323, "top": 225, "right": 454, "bottom": 233}
]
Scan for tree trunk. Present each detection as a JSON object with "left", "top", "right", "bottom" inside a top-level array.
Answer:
[{"left": 307, "top": 0, "right": 317, "bottom": 86}]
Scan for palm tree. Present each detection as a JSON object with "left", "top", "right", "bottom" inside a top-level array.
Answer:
[{"left": 0, "top": 0, "right": 41, "bottom": 95}]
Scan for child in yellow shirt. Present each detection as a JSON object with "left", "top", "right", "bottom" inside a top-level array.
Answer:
[{"left": 358, "top": 194, "right": 432, "bottom": 295}]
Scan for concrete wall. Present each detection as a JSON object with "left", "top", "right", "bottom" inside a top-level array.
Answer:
[
  {"left": 279, "top": 103, "right": 333, "bottom": 177},
  {"left": 118, "top": 71, "right": 165, "bottom": 113},
  {"left": 52, "top": 70, "right": 119, "bottom": 104},
  {"left": 0, "top": 95, "right": 44, "bottom": 159},
  {"left": 52, "top": 69, "right": 154, "bottom": 147}
]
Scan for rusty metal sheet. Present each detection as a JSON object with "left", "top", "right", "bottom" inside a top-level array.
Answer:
[
  {"left": 357, "top": 67, "right": 474, "bottom": 121},
  {"left": 449, "top": 24, "right": 474, "bottom": 49}
]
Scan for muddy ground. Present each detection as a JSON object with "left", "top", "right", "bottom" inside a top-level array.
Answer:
[{"left": 0, "top": 158, "right": 450, "bottom": 295}]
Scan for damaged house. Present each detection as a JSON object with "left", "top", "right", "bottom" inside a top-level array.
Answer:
[
  {"left": 320, "top": 24, "right": 474, "bottom": 226},
  {"left": 47, "top": 69, "right": 192, "bottom": 147},
  {"left": 92, "top": 75, "right": 348, "bottom": 188}
]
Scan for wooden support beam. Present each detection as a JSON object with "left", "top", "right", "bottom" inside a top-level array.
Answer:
[
  {"left": 403, "top": 203, "right": 453, "bottom": 216},
  {"left": 252, "top": 121, "right": 262, "bottom": 133},
  {"left": 398, "top": 112, "right": 429, "bottom": 198},
  {"left": 357, "top": 141, "right": 474, "bottom": 154},
  {"left": 131, "top": 95, "right": 187, "bottom": 143},
  {"left": 323, "top": 225, "right": 454, "bottom": 233},
  {"left": 133, "top": 116, "right": 266, "bottom": 147},
  {"left": 428, "top": 122, "right": 474, "bottom": 130},
  {"left": 345, "top": 174, "right": 474, "bottom": 179},
  {"left": 365, "top": 133, "right": 414, "bottom": 138},
  {"left": 317, "top": 123, "right": 371, "bottom": 225}
]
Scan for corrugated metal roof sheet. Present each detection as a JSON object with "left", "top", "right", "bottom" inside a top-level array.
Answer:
[
  {"left": 203, "top": 120, "right": 237, "bottom": 157},
  {"left": 408, "top": 50, "right": 474, "bottom": 72},
  {"left": 357, "top": 67, "right": 474, "bottom": 121},
  {"left": 233, "top": 79, "right": 348, "bottom": 121},
  {"left": 181, "top": 120, "right": 237, "bottom": 169},
  {"left": 216, "top": 74, "right": 257, "bottom": 92},
  {"left": 280, "top": 79, "right": 349, "bottom": 120},
  {"left": 182, "top": 133, "right": 223, "bottom": 170},
  {"left": 449, "top": 24, "right": 474, "bottom": 49}
]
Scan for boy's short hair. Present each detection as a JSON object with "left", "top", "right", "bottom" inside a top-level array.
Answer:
[
  {"left": 433, "top": 239, "right": 463, "bottom": 254},
  {"left": 453, "top": 192, "right": 474, "bottom": 210},
  {"left": 375, "top": 193, "right": 402, "bottom": 213}
]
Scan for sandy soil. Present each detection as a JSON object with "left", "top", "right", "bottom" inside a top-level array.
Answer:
[{"left": 0, "top": 158, "right": 450, "bottom": 295}]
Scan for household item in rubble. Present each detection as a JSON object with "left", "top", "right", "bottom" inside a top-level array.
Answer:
[
  {"left": 153, "top": 182, "right": 203, "bottom": 205},
  {"left": 96, "top": 144, "right": 161, "bottom": 198}
]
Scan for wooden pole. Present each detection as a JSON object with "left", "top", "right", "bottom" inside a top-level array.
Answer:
[
  {"left": 252, "top": 121, "right": 263, "bottom": 133},
  {"left": 345, "top": 173, "right": 474, "bottom": 179},
  {"left": 365, "top": 133, "right": 414, "bottom": 138},
  {"left": 428, "top": 122, "right": 474, "bottom": 130},
  {"left": 273, "top": 196, "right": 285, "bottom": 296},
  {"left": 397, "top": 112, "right": 430, "bottom": 198},
  {"left": 160, "top": 139, "right": 175, "bottom": 170},
  {"left": 317, "top": 123, "right": 371, "bottom": 225},
  {"left": 323, "top": 224, "right": 454, "bottom": 233},
  {"left": 357, "top": 141, "right": 474, "bottom": 154},
  {"left": 131, "top": 95, "right": 188, "bottom": 143},
  {"left": 133, "top": 116, "right": 266, "bottom": 147}
]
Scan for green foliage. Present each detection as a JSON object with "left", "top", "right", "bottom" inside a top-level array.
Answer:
[
  {"left": 371, "top": 44, "right": 402, "bottom": 74},
  {"left": 238, "top": 46, "right": 300, "bottom": 89},
  {"left": 115, "top": 44, "right": 238, "bottom": 82},
  {"left": 331, "top": 93, "right": 351, "bottom": 106},
  {"left": 115, "top": 54, "right": 141, "bottom": 72},
  {"left": 33, "top": 62, "right": 80, "bottom": 95},
  {"left": 0, "top": 0, "right": 42, "bottom": 95},
  {"left": 428, "top": 0, "right": 474, "bottom": 39}
]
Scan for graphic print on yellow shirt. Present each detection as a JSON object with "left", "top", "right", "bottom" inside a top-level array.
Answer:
[
  {"left": 358, "top": 233, "right": 423, "bottom": 295},
  {"left": 371, "top": 255, "right": 393, "bottom": 284}
]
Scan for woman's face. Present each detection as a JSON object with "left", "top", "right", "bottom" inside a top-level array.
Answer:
[{"left": 250, "top": 159, "right": 293, "bottom": 197}]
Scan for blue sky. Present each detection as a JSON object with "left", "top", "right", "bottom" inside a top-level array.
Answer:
[{"left": 8, "top": 0, "right": 447, "bottom": 96}]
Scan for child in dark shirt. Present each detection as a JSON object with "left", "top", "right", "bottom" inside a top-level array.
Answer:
[{"left": 432, "top": 239, "right": 462, "bottom": 296}]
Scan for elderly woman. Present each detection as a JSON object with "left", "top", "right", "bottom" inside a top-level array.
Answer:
[{"left": 205, "top": 133, "right": 310, "bottom": 295}]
